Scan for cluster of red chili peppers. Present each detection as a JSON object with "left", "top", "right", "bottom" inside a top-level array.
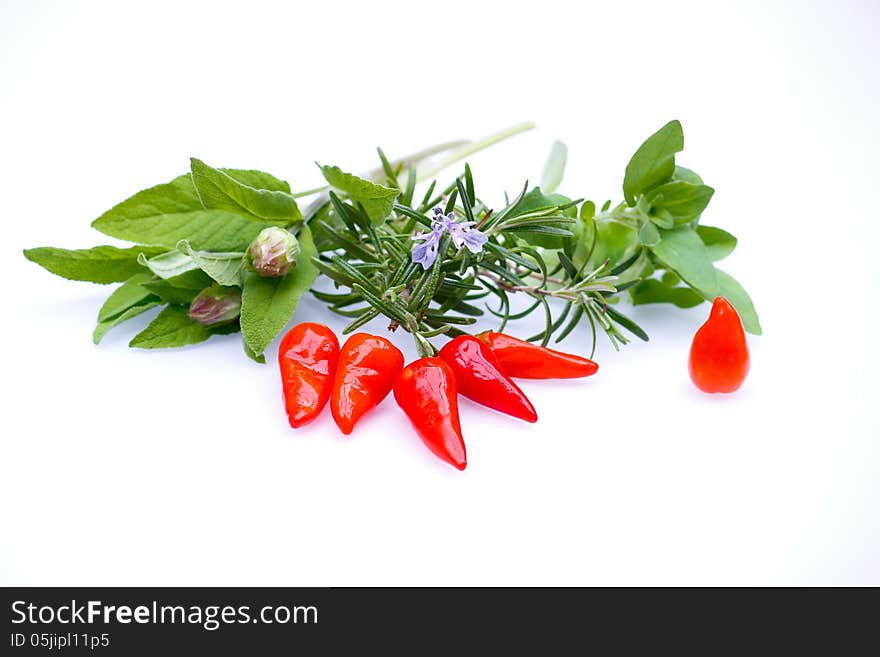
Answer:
[
  {"left": 277, "top": 296, "right": 749, "bottom": 470},
  {"left": 277, "top": 324, "right": 598, "bottom": 470}
]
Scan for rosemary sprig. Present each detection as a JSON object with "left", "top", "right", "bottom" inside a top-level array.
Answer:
[{"left": 304, "top": 121, "right": 760, "bottom": 356}]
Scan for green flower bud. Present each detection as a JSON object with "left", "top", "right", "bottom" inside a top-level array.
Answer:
[
  {"left": 246, "top": 227, "right": 300, "bottom": 277},
  {"left": 188, "top": 285, "right": 242, "bottom": 326}
]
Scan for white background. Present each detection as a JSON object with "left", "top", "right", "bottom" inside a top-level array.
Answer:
[{"left": 1, "top": 1, "right": 877, "bottom": 585}]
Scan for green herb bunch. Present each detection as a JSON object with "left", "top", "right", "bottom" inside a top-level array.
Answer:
[{"left": 23, "top": 120, "right": 759, "bottom": 362}]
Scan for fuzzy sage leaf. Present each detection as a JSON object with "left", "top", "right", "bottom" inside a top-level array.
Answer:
[
  {"left": 176, "top": 240, "right": 244, "bottom": 286},
  {"left": 23, "top": 245, "right": 165, "bottom": 284},
  {"left": 97, "top": 273, "right": 155, "bottom": 322},
  {"left": 320, "top": 164, "right": 399, "bottom": 225},
  {"left": 190, "top": 158, "right": 302, "bottom": 224},
  {"left": 92, "top": 173, "right": 280, "bottom": 251},
  {"left": 240, "top": 226, "right": 318, "bottom": 357}
]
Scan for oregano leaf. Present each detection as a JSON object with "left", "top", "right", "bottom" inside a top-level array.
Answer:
[
  {"left": 646, "top": 180, "right": 714, "bottom": 224},
  {"left": 631, "top": 279, "right": 704, "bottom": 308},
  {"left": 650, "top": 227, "right": 719, "bottom": 298},
  {"left": 697, "top": 226, "right": 737, "bottom": 261},
  {"left": 623, "top": 120, "right": 684, "bottom": 206},
  {"left": 714, "top": 269, "right": 761, "bottom": 335}
]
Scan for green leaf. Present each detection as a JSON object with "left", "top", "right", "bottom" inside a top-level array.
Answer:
[
  {"left": 672, "top": 165, "right": 703, "bottom": 185},
  {"left": 190, "top": 158, "right": 301, "bottom": 224},
  {"left": 697, "top": 225, "right": 737, "bottom": 261},
  {"left": 588, "top": 222, "right": 639, "bottom": 271},
  {"left": 638, "top": 221, "right": 661, "bottom": 246},
  {"left": 240, "top": 226, "right": 318, "bottom": 356},
  {"left": 141, "top": 270, "right": 212, "bottom": 305},
  {"left": 646, "top": 180, "right": 714, "bottom": 224},
  {"left": 715, "top": 269, "right": 762, "bottom": 335},
  {"left": 631, "top": 279, "right": 704, "bottom": 308},
  {"left": 129, "top": 305, "right": 216, "bottom": 349},
  {"left": 661, "top": 270, "right": 681, "bottom": 286},
  {"left": 649, "top": 208, "right": 675, "bottom": 229},
  {"left": 541, "top": 140, "right": 567, "bottom": 194},
  {"left": 623, "top": 120, "right": 684, "bottom": 205},
  {"left": 243, "top": 338, "right": 266, "bottom": 364},
  {"left": 92, "top": 173, "right": 276, "bottom": 251},
  {"left": 23, "top": 245, "right": 164, "bottom": 284},
  {"left": 220, "top": 168, "right": 292, "bottom": 194},
  {"left": 176, "top": 240, "right": 244, "bottom": 286},
  {"left": 507, "top": 187, "right": 576, "bottom": 219},
  {"left": 650, "top": 227, "right": 719, "bottom": 298},
  {"left": 507, "top": 187, "right": 577, "bottom": 249},
  {"left": 97, "top": 208, "right": 272, "bottom": 252},
  {"left": 97, "top": 273, "right": 155, "bottom": 321},
  {"left": 137, "top": 250, "right": 198, "bottom": 279},
  {"left": 161, "top": 268, "right": 216, "bottom": 289},
  {"left": 93, "top": 301, "right": 162, "bottom": 344},
  {"left": 320, "top": 165, "right": 399, "bottom": 225}
]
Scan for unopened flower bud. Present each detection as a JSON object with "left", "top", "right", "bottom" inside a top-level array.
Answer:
[
  {"left": 188, "top": 285, "right": 242, "bottom": 326},
  {"left": 246, "top": 227, "right": 300, "bottom": 277}
]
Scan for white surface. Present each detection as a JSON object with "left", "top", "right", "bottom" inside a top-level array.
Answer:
[{"left": 1, "top": 0, "right": 878, "bottom": 585}]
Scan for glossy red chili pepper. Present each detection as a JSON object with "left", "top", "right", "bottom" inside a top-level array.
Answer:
[
  {"left": 688, "top": 296, "right": 750, "bottom": 393},
  {"left": 475, "top": 331, "right": 599, "bottom": 379},
  {"left": 439, "top": 335, "right": 538, "bottom": 423},
  {"left": 330, "top": 333, "right": 404, "bottom": 435},
  {"left": 393, "top": 358, "right": 467, "bottom": 471},
  {"left": 278, "top": 322, "right": 340, "bottom": 427}
]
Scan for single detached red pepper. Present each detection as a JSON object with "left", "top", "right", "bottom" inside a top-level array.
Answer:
[
  {"left": 688, "top": 296, "right": 750, "bottom": 393},
  {"left": 393, "top": 358, "right": 467, "bottom": 470},
  {"left": 475, "top": 331, "right": 599, "bottom": 379},
  {"left": 439, "top": 335, "right": 538, "bottom": 423},
  {"left": 278, "top": 322, "right": 340, "bottom": 427},
  {"left": 330, "top": 333, "right": 404, "bottom": 435}
]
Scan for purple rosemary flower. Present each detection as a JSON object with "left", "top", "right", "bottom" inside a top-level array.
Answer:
[{"left": 411, "top": 207, "right": 487, "bottom": 269}]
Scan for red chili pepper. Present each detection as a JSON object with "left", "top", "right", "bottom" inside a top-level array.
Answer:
[
  {"left": 330, "top": 333, "right": 404, "bottom": 435},
  {"left": 278, "top": 322, "right": 340, "bottom": 427},
  {"left": 439, "top": 335, "right": 538, "bottom": 423},
  {"left": 688, "top": 296, "right": 750, "bottom": 393},
  {"left": 393, "top": 358, "right": 467, "bottom": 470},
  {"left": 475, "top": 331, "right": 599, "bottom": 379}
]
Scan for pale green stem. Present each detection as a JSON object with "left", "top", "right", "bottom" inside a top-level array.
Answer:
[
  {"left": 294, "top": 122, "right": 535, "bottom": 200},
  {"left": 290, "top": 140, "right": 469, "bottom": 199},
  {"left": 412, "top": 121, "right": 536, "bottom": 184},
  {"left": 291, "top": 184, "right": 332, "bottom": 199}
]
